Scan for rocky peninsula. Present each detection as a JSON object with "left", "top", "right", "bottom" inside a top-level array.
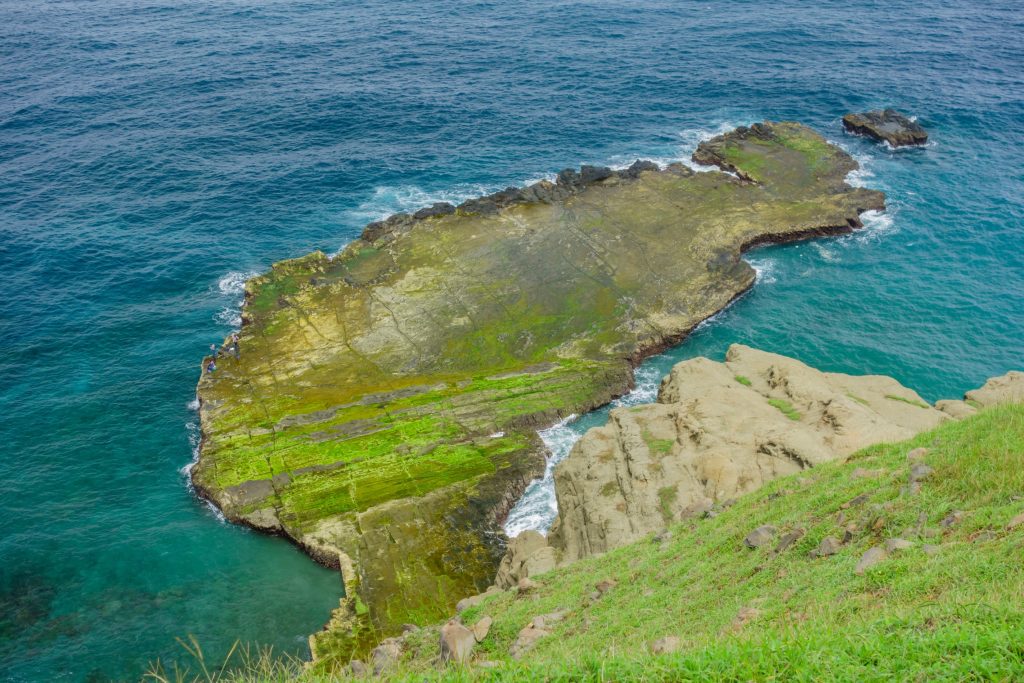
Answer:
[{"left": 192, "top": 121, "right": 884, "bottom": 658}]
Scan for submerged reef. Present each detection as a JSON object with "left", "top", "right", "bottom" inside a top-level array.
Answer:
[{"left": 192, "top": 121, "right": 884, "bottom": 658}]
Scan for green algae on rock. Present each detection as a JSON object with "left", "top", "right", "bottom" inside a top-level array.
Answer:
[{"left": 191, "top": 121, "right": 884, "bottom": 662}]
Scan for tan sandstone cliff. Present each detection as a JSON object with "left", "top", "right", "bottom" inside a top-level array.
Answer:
[{"left": 494, "top": 346, "right": 1023, "bottom": 585}]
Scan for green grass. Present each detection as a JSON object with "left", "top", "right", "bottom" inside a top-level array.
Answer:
[
  {"left": 161, "top": 403, "right": 1024, "bottom": 682},
  {"left": 768, "top": 397, "right": 802, "bottom": 421},
  {"left": 199, "top": 403, "right": 1024, "bottom": 681},
  {"left": 885, "top": 394, "right": 931, "bottom": 409},
  {"left": 734, "top": 375, "right": 752, "bottom": 387}
]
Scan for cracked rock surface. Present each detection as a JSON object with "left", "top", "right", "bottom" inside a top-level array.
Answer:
[
  {"left": 549, "top": 345, "right": 949, "bottom": 562},
  {"left": 191, "top": 121, "right": 884, "bottom": 658}
]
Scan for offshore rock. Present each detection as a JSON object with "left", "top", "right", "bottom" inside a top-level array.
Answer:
[
  {"left": 550, "top": 345, "right": 949, "bottom": 562},
  {"left": 193, "top": 121, "right": 884, "bottom": 658},
  {"left": 842, "top": 109, "right": 928, "bottom": 147}
]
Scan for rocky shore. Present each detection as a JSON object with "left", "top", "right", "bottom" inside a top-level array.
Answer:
[
  {"left": 192, "top": 121, "right": 884, "bottom": 659},
  {"left": 496, "top": 347, "right": 1022, "bottom": 583}
]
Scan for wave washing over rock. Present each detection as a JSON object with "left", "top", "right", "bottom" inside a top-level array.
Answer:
[{"left": 191, "top": 121, "right": 885, "bottom": 662}]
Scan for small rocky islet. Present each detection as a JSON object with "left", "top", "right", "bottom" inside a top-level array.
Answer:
[
  {"left": 842, "top": 108, "right": 929, "bottom": 147},
  {"left": 193, "top": 120, "right": 890, "bottom": 659}
]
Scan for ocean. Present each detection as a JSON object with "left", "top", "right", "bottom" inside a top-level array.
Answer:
[{"left": 1, "top": 1, "right": 1022, "bottom": 680}]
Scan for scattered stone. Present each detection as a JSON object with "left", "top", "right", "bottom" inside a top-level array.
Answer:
[
  {"left": 653, "top": 530, "right": 673, "bottom": 544},
  {"left": 744, "top": 525, "right": 777, "bottom": 549},
  {"left": 970, "top": 530, "right": 997, "bottom": 543},
  {"left": 774, "top": 528, "right": 806, "bottom": 554},
  {"left": 516, "top": 577, "right": 538, "bottom": 594},
  {"left": 872, "top": 516, "right": 887, "bottom": 532},
  {"left": 730, "top": 606, "right": 761, "bottom": 632},
  {"left": 349, "top": 659, "right": 367, "bottom": 676},
  {"left": 371, "top": 637, "right": 403, "bottom": 675},
  {"left": 810, "top": 536, "right": 842, "bottom": 558},
  {"left": 842, "top": 493, "right": 870, "bottom": 510},
  {"left": 1007, "top": 512, "right": 1024, "bottom": 529},
  {"left": 472, "top": 615, "right": 493, "bottom": 642},
  {"left": 941, "top": 511, "right": 964, "bottom": 528},
  {"left": 400, "top": 623, "right": 420, "bottom": 635},
  {"left": 884, "top": 538, "right": 914, "bottom": 553},
  {"left": 907, "top": 447, "right": 929, "bottom": 462},
  {"left": 510, "top": 622, "right": 550, "bottom": 659},
  {"left": 595, "top": 579, "right": 618, "bottom": 595},
  {"left": 921, "top": 527, "right": 942, "bottom": 538},
  {"left": 842, "top": 109, "right": 928, "bottom": 147},
  {"left": 650, "top": 636, "right": 682, "bottom": 654},
  {"left": 852, "top": 467, "right": 883, "bottom": 479},
  {"left": 456, "top": 587, "right": 502, "bottom": 613},
  {"left": 855, "top": 546, "right": 887, "bottom": 575},
  {"left": 922, "top": 544, "right": 941, "bottom": 556},
  {"left": 909, "top": 463, "right": 934, "bottom": 483},
  {"left": 643, "top": 589, "right": 655, "bottom": 597},
  {"left": 440, "top": 620, "right": 476, "bottom": 665},
  {"left": 476, "top": 661, "right": 501, "bottom": 669}
]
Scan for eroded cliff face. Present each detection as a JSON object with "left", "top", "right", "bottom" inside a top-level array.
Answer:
[
  {"left": 192, "top": 121, "right": 884, "bottom": 655},
  {"left": 538, "top": 347, "right": 1024, "bottom": 567},
  {"left": 550, "top": 345, "right": 953, "bottom": 561}
]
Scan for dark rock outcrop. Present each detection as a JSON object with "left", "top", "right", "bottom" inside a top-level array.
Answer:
[{"left": 842, "top": 109, "right": 928, "bottom": 147}]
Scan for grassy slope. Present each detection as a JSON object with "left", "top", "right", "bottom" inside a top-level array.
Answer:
[
  {"left": 169, "top": 404, "right": 1024, "bottom": 682},
  {"left": 375, "top": 402, "right": 1024, "bottom": 681}
]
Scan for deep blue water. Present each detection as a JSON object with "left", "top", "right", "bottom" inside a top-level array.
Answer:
[{"left": 1, "top": 1, "right": 1022, "bottom": 680}]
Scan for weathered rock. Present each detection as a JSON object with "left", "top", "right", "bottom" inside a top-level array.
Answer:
[
  {"left": 472, "top": 616, "right": 492, "bottom": 642},
  {"left": 413, "top": 202, "right": 456, "bottom": 220},
  {"left": 744, "top": 525, "right": 778, "bottom": 549},
  {"left": 922, "top": 544, "right": 941, "bottom": 556},
  {"left": 855, "top": 546, "right": 887, "bottom": 574},
  {"left": 852, "top": 467, "right": 884, "bottom": 479},
  {"left": 595, "top": 579, "right": 618, "bottom": 595},
  {"left": 456, "top": 586, "right": 501, "bottom": 614},
  {"left": 884, "top": 538, "right": 914, "bottom": 553},
  {"left": 811, "top": 536, "right": 842, "bottom": 558},
  {"left": 842, "top": 493, "right": 870, "bottom": 510},
  {"left": 439, "top": 620, "right": 476, "bottom": 665},
  {"left": 516, "top": 577, "right": 538, "bottom": 594},
  {"left": 842, "top": 110, "right": 928, "bottom": 147},
  {"left": 650, "top": 636, "right": 682, "bottom": 654},
  {"left": 941, "top": 511, "right": 965, "bottom": 528},
  {"left": 965, "top": 371, "right": 1024, "bottom": 407},
  {"left": 774, "top": 528, "right": 806, "bottom": 554},
  {"left": 195, "top": 122, "right": 888, "bottom": 655},
  {"left": 906, "top": 447, "right": 929, "bottom": 462},
  {"left": 370, "top": 637, "right": 402, "bottom": 675},
  {"left": 935, "top": 400, "right": 977, "bottom": 419},
  {"left": 494, "top": 530, "right": 560, "bottom": 590},
  {"left": 510, "top": 622, "right": 550, "bottom": 659},
  {"left": 909, "top": 463, "right": 934, "bottom": 483},
  {"left": 552, "top": 345, "right": 949, "bottom": 562},
  {"left": 348, "top": 659, "right": 367, "bottom": 676},
  {"left": 1007, "top": 512, "right": 1024, "bottom": 529}
]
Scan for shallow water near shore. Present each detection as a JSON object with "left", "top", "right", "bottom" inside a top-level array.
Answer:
[{"left": 2, "top": 1, "right": 1022, "bottom": 680}]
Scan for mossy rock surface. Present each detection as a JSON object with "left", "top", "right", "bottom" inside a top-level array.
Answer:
[{"left": 192, "top": 121, "right": 883, "bottom": 656}]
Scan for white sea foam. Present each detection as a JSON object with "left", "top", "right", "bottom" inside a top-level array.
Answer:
[
  {"left": 747, "top": 257, "right": 778, "bottom": 284},
  {"left": 344, "top": 183, "right": 495, "bottom": 226},
  {"left": 503, "top": 414, "right": 580, "bottom": 537},
  {"left": 218, "top": 270, "right": 257, "bottom": 295},
  {"left": 213, "top": 270, "right": 258, "bottom": 329},
  {"left": 677, "top": 121, "right": 745, "bottom": 171},
  {"left": 813, "top": 243, "right": 840, "bottom": 262},
  {"left": 180, "top": 419, "right": 226, "bottom": 522}
]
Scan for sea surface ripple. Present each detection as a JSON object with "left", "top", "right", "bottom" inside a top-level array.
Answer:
[{"left": 1, "top": 1, "right": 1022, "bottom": 680}]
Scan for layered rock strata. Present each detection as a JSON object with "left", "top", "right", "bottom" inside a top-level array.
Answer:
[
  {"left": 498, "top": 347, "right": 1022, "bottom": 577},
  {"left": 192, "top": 121, "right": 883, "bottom": 658}
]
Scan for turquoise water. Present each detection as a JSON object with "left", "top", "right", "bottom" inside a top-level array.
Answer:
[{"left": 2, "top": 1, "right": 1022, "bottom": 680}]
